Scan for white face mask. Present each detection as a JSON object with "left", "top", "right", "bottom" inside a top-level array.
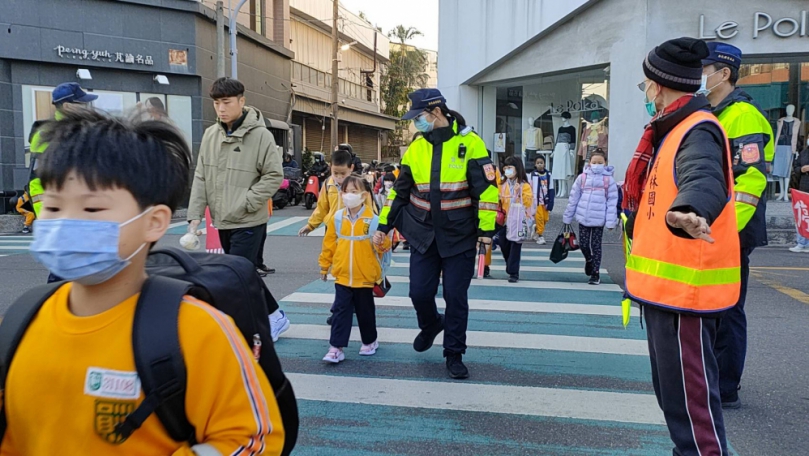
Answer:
[
  {"left": 384, "top": 182, "right": 394, "bottom": 190},
  {"left": 342, "top": 192, "right": 363, "bottom": 209},
  {"left": 504, "top": 168, "right": 515, "bottom": 178}
]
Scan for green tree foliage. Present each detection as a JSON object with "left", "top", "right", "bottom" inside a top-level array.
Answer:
[{"left": 381, "top": 25, "right": 429, "bottom": 158}]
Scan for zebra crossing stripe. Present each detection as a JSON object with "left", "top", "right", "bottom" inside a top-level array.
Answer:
[
  {"left": 281, "top": 292, "right": 639, "bottom": 317},
  {"left": 324, "top": 275, "right": 623, "bottom": 292},
  {"left": 280, "top": 324, "right": 648, "bottom": 356},
  {"left": 287, "top": 373, "right": 665, "bottom": 425}
]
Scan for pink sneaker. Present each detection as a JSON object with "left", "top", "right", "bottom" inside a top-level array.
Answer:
[
  {"left": 359, "top": 340, "right": 379, "bottom": 356},
  {"left": 322, "top": 347, "right": 345, "bottom": 363}
]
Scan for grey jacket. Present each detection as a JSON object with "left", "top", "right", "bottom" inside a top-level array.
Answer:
[{"left": 188, "top": 106, "right": 283, "bottom": 230}]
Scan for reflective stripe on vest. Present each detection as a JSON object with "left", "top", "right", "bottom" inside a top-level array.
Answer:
[
  {"left": 410, "top": 194, "right": 430, "bottom": 211},
  {"left": 440, "top": 181, "right": 469, "bottom": 192},
  {"left": 31, "top": 194, "right": 43, "bottom": 204},
  {"left": 415, "top": 183, "right": 430, "bottom": 193},
  {"left": 735, "top": 191, "right": 759, "bottom": 207},
  {"left": 479, "top": 201, "right": 498, "bottom": 211},
  {"left": 440, "top": 197, "right": 472, "bottom": 210},
  {"left": 625, "top": 110, "right": 741, "bottom": 313}
]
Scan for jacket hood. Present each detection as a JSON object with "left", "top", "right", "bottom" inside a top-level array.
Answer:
[
  {"left": 218, "top": 106, "right": 266, "bottom": 137},
  {"left": 585, "top": 164, "right": 615, "bottom": 177}
]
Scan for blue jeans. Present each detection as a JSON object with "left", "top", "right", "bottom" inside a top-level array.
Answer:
[{"left": 796, "top": 229, "right": 809, "bottom": 246}]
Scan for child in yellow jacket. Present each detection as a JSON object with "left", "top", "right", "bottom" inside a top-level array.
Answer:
[
  {"left": 319, "top": 175, "right": 390, "bottom": 363},
  {"left": 498, "top": 156, "right": 535, "bottom": 283}
]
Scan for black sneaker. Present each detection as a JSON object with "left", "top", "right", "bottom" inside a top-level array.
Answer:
[
  {"left": 403, "top": 243, "right": 410, "bottom": 251},
  {"left": 413, "top": 314, "right": 444, "bottom": 352},
  {"left": 258, "top": 264, "right": 276, "bottom": 274},
  {"left": 256, "top": 268, "right": 268, "bottom": 278},
  {"left": 588, "top": 273, "right": 600, "bottom": 285},
  {"left": 508, "top": 275, "right": 519, "bottom": 283},
  {"left": 483, "top": 266, "right": 491, "bottom": 278},
  {"left": 21, "top": 226, "right": 30, "bottom": 234},
  {"left": 326, "top": 314, "right": 333, "bottom": 325},
  {"left": 445, "top": 352, "right": 469, "bottom": 379},
  {"left": 584, "top": 260, "right": 593, "bottom": 276},
  {"left": 722, "top": 391, "right": 741, "bottom": 409}
]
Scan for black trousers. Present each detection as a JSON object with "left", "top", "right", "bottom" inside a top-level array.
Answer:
[
  {"left": 498, "top": 226, "right": 522, "bottom": 277},
  {"left": 330, "top": 284, "right": 377, "bottom": 348},
  {"left": 715, "top": 246, "right": 753, "bottom": 402},
  {"left": 409, "top": 241, "right": 474, "bottom": 355},
  {"left": 256, "top": 229, "right": 268, "bottom": 266},
  {"left": 645, "top": 305, "right": 728, "bottom": 456},
  {"left": 218, "top": 223, "right": 267, "bottom": 267}
]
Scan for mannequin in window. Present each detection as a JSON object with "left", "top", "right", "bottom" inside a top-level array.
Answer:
[
  {"left": 774, "top": 104, "right": 801, "bottom": 201},
  {"left": 551, "top": 111, "right": 576, "bottom": 197},
  {"left": 522, "top": 117, "right": 542, "bottom": 157}
]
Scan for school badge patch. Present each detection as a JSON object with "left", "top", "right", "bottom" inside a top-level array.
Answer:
[
  {"left": 741, "top": 143, "right": 761, "bottom": 164},
  {"left": 483, "top": 164, "right": 496, "bottom": 182},
  {"left": 363, "top": 220, "right": 371, "bottom": 235},
  {"left": 94, "top": 400, "right": 135, "bottom": 444}
]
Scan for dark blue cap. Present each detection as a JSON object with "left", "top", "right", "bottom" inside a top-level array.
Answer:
[
  {"left": 51, "top": 82, "right": 98, "bottom": 104},
  {"left": 402, "top": 88, "right": 446, "bottom": 120},
  {"left": 702, "top": 42, "right": 742, "bottom": 70}
]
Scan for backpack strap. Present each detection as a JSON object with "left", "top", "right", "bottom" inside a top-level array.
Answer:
[
  {"left": 0, "top": 282, "right": 65, "bottom": 438},
  {"left": 115, "top": 276, "right": 196, "bottom": 444}
]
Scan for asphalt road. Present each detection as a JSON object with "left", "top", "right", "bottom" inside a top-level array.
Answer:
[{"left": 0, "top": 204, "right": 806, "bottom": 455}]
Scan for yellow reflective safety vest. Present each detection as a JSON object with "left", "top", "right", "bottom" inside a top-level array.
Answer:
[
  {"left": 625, "top": 111, "right": 741, "bottom": 313},
  {"left": 28, "top": 129, "right": 48, "bottom": 217},
  {"left": 380, "top": 120, "right": 499, "bottom": 258},
  {"left": 713, "top": 89, "right": 772, "bottom": 248}
]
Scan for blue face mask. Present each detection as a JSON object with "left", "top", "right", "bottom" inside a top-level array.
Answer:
[
  {"left": 413, "top": 114, "right": 435, "bottom": 133},
  {"left": 30, "top": 208, "right": 152, "bottom": 286},
  {"left": 590, "top": 164, "right": 605, "bottom": 174}
]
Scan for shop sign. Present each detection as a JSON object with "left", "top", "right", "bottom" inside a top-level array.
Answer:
[
  {"left": 53, "top": 46, "right": 155, "bottom": 66},
  {"left": 699, "top": 12, "right": 809, "bottom": 40},
  {"left": 549, "top": 99, "right": 601, "bottom": 115}
]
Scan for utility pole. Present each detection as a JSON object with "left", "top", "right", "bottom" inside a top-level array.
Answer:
[
  {"left": 229, "top": 0, "right": 249, "bottom": 79},
  {"left": 330, "top": 0, "right": 339, "bottom": 152},
  {"left": 216, "top": 1, "right": 226, "bottom": 78}
]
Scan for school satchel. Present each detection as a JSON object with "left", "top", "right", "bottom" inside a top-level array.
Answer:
[{"left": 0, "top": 248, "right": 298, "bottom": 455}]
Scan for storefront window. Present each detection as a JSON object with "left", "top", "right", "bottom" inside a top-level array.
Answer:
[
  {"left": 489, "top": 67, "right": 610, "bottom": 178},
  {"left": 21, "top": 85, "right": 193, "bottom": 149}
]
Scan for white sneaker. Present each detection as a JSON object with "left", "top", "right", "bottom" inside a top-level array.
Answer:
[
  {"left": 359, "top": 340, "right": 379, "bottom": 356},
  {"left": 536, "top": 236, "right": 546, "bottom": 245},
  {"left": 270, "top": 310, "right": 290, "bottom": 342},
  {"left": 789, "top": 245, "right": 808, "bottom": 253},
  {"left": 322, "top": 347, "right": 345, "bottom": 364}
]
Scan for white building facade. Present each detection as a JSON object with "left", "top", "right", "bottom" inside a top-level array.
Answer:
[{"left": 439, "top": 0, "right": 809, "bottom": 181}]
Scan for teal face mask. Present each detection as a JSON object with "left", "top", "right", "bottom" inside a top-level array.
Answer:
[{"left": 644, "top": 84, "right": 658, "bottom": 117}]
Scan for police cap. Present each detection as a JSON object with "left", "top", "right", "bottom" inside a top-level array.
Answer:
[
  {"left": 702, "top": 42, "right": 742, "bottom": 70},
  {"left": 402, "top": 88, "right": 446, "bottom": 120}
]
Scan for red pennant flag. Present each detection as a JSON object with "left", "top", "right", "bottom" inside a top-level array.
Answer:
[
  {"left": 791, "top": 189, "right": 809, "bottom": 239},
  {"left": 204, "top": 207, "right": 224, "bottom": 254}
]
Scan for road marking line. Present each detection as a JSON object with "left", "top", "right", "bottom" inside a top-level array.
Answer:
[
  {"left": 751, "top": 271, "right": 809, "bottom": 305},
  {"left": 390, "top": 262, "right": 602, "bottom": 274},
  {"left": 366, "top": 275, "right": 623, "bottom": 292},
  {"left": 267, "top": 216, "right": 308, "bottom": 233},
  {"left": 281, "top": 324, "right": 648, "bottom": 355},
  {"left": 750, "top": 267, "right": 809, "bottom": 271},
  {"left": 286, "top": 373, "right": 665, "bottom": 425},
  {"left": 281, "top": 292, "right": 639, "bottom": 317},
  {"left": 391, "top": 252, "right": 587, "bottom": 262}
]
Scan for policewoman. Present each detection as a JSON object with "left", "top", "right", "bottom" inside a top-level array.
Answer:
[
  {"left": 374, "top": 89, "right": 499, "bottom": 379},
  {"left": 701, "top": 43, "right": 772, "bottom": 409}
]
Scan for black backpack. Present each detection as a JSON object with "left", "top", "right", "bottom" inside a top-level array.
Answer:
[{"left": 0, "top": 248, "right": 298, "bottom": 455}]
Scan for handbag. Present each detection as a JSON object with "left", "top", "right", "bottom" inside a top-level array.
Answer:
[
  {"left": 550, "top": 228, "right": 568, "bottom": 263},
  {"left": 563, "top": 224, "right": 579, "bottom": 251}
]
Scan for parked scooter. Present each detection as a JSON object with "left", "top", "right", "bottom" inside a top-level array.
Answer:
[
  {"left": 272, "top": 179, "right": 291, "bottom": 210},
  {"left": 284, "top": 167, "right": 304, "bottom": 207},
  {"left": 304, "top": 152, "right": 330, "bottom": 209}
]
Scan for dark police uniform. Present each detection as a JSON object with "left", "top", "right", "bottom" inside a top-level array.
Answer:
[{"left": 379, "top": 89, "right": 499, "bottom": 366}]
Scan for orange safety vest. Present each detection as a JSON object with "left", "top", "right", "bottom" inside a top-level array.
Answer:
[{"left": 625, "top": 110, "right": 741, "bottom": 313}]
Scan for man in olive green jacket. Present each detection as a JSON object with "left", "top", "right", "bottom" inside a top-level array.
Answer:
[{"left": 188, "top": 78, "right": 283, "bottom": 275}]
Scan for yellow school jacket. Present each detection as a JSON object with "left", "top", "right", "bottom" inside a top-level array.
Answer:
[
  {"left": 319, "top": 204, "right": 391, "bottom": 288},
  {"left": 499, "top": 180, "right": 534, "bottom": 214},
  {"left": 0, "top": 283, "right": 284, "bottom": 456}
]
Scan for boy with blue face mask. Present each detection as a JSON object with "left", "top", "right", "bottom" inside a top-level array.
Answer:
[{"left": 6, "top": 107, "right": 284, "bottom": 455}]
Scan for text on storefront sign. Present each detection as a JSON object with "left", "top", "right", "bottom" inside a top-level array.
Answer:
[
  {"left": 53, "top": 46, "right": 154, "bottom": 66},
  {"left": 699, "top": 12, "right": 809, "bottom": 40}
]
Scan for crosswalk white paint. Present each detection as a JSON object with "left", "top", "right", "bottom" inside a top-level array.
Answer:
[
  {"left": 360, "top": 275, "right": 623, "bottom": 292},
  {"left": 282, "top": 324, "right": 648, "bottom": 356},
  {"left": 267, "top": 216, "right": 309, "bottom": 233},
  {"left": 390, "top": 262, "right": 602, "bottom": 274},
  {"left": 391, "top": 252, "right": 587, "bottom": 262},
  {"left": 288, "top": 373, "right": 665, "bottom": 425},
  {"left": 282, "top": 292, "right": 640, "bottom": 317}
]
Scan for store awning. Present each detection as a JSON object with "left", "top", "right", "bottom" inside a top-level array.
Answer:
[{"left": 294, "top": 96, "right": 397, "bottom": 131}]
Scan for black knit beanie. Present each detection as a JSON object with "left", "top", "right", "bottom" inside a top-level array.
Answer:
[{"left": 643, "top": 37, "right": 710, "bottom": 93}]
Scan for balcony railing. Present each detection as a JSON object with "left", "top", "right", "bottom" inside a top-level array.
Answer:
[{"left": 292, "top": 61, "right": 378, "bottom": 104}]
